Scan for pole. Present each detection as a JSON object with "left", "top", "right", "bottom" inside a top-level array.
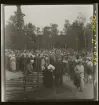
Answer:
[{"left": 37, "top": 31, "right": 39, "bottom": 88}]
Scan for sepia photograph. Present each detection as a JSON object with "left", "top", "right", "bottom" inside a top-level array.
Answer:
[{"left": 1, "top": 4, "right": 98, "bottom": 101}]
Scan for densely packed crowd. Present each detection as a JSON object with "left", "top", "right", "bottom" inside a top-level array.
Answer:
[{"left": 5, "top": 48, "right": 93, "bottom": 91}]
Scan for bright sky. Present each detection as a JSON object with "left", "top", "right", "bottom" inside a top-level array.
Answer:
[{"left": 4, "top": 5, "right": 93, "bottom": 31}]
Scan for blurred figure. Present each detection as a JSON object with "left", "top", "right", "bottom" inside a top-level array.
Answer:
[
  {"left": 74, "top": 59, "right": 84, "bottom": 92},
  {"left": 43, "top": 58, "right": 54, "bottom": 88},
  {"left": 54, "top": 57, "right": 64, "bottom": 87},
  {"left": 5, "top": 51, "right": 9, "bottom": 70},
  {"left": 16, "top": 53, "right": 20, "bottom": 71},
  {"left": 41, "top": 56, "right": 46, "bottom": 71},
  {"left": 25, "top": 60, "right": 34, "bottom": 75},
  {"left": 86, "top": 57, "right": 93, "bottom": 84},
  {"left": 10, "top": 54, "right": 16, "bottom": 72}
]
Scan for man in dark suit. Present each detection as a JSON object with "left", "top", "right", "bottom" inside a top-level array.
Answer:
[{"left": 54, "top": 57, "right": 64, "bottom": 87}]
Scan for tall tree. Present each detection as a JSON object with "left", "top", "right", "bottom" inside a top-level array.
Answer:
[
  {"left": 50, "top": 24, "right": 59, "bottom": 48},
  {"left": 5, "top": 5, "right": 26, "bottom": 49},
  {"left": 85, "top": 22, "right": 93, "bottom": 51},
  {"left": 63, "top": 20, "right": 71, "bottom": 49},
  {"left": 24, "top": 23, "right": 36, "bottom": 49},
  {"left": 50, "top": 23, "right": 59, "bottom": 36},
  {"left": 15, "top": 5, "right": 25, "bottom": 30}
]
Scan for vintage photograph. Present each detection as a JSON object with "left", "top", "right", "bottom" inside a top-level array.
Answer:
[{"left": 2, "top": 4, "right": 97, "bottom": 101}]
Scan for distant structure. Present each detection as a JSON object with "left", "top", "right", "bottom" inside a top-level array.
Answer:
[{"left": 15, "top": 5, "right": 25, "bottom": 30}]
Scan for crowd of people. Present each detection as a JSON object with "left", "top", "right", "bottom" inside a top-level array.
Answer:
[{"left": 5, "top": 48, "right": 93, "bottom": 92}]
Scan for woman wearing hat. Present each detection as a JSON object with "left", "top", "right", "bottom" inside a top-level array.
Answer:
[
  {"left": 10, "top": 54, "right": 16, "bottom": 72},
  {"left": 43, "top": 57, "right": 54, "bottom": 88},
  {"left": 74, "top": 59, "right": 84, "bottom": 92},
  {"left": 86, "top": 57, "right": 93, "bottom": 84},
  {"left": 25, "top": 60, "right": 34, "bottom": 75}
]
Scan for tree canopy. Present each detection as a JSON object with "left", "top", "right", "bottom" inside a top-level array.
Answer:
[{"left": 5, "top": 6, "right": 93, "bottom": 52}]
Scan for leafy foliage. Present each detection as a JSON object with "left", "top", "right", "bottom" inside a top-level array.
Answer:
[{"left": 5, "top": 7, "right": 93, "bottom": 52}]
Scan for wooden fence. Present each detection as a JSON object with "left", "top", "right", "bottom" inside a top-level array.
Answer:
[{"left": 5, "top": 72, "right": 43, "bottom": 101}]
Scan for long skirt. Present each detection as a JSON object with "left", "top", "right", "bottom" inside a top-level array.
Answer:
[
  {"left": 73, "top": 73, "right": 80, "bottom": 88},
  {"left": 54, "top": 74, "right": 63, "bottom": 87},
  {"left": 43, "top": 70, "right": 53, "bottom": 88},
  {"left": 80, "top": 75, "right": 84, "bottom": 91},
  {"left": 10, "top": 61, "right": 16, "bottom": 71},
  {"left": 87, "top": 67, "right": 93, "bottom": 75},
  {"left": 16, "top": 60, "right": 19, "bottom": 71}
]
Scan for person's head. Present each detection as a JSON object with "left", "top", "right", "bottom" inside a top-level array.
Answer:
[
  {"left": 87, "top": 57, "right": 91, "bottom": 61},
  {"left": 30, "top": 60, "right": 34, "bottom": 65},
  {"left": 57, "top": 57, "right": 61, "bottom": 62},
  {"left": 77, "top": 59, "right": 82, "bottom": 65}
]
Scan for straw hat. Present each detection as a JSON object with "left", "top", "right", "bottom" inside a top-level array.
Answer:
[{"left": 30, "top": 60, "right": 34, "bottom": 63}]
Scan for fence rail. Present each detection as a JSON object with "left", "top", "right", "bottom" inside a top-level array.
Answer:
[{"left": 5, "top": 72, "right": 43, "bottom": 101}]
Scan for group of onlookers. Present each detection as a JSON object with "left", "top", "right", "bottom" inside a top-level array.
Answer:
[{"left": 5, "top": 49, "right": 93, "bottom": 92}]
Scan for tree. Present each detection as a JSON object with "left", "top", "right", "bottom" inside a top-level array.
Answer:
[
  {"left": 85, "top": 22, "right": 93, "bottom": 51},
  {"left": 24, "top": 23, "right": 36, "bottom": 50},
  {"left": 50, "top": 24, "right": 59, "bottom": 48},
  {"left": 5, "top": 5, "right": 26, "bottom": 49},
  {"left": 63, "top": 20, "right": 71, "bottom": 35},
  {"left": 42, "top": 26, "right": 51, "bottom": 49},
  {"left": 63, "top": 20, "right": 71, "bottom": 49},
  {"left": 77, "top": 12, "right": 86, "bottom": 26},
  {"left": 50, "top": 23, "right": 59, "bottom": 36},
  {"left": 15, "top": 5, "right": 25, "bottom": 30},
  {"left": 69, "top": 13, "right": 86, "bottom": 52}
]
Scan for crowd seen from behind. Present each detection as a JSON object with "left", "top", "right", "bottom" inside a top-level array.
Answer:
[{"left": 5, "top": 48, "right": 93, "bottom": 92}]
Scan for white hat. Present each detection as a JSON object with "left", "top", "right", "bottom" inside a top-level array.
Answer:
[
  {"left": 78, "top": 59, "right": 82, "bottom": 63},
  {"left": 30, "top": 60, "right": 34, "bottom": 63},
  {"left": 87, "top": 57, "right": 91, "bottom": 60}
]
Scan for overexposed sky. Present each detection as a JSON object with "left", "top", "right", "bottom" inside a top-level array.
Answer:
[{"left": 4, "top": 5, "right": 93, "bottom": 31}]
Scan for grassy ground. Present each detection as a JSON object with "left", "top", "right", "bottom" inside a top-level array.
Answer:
[{"left": 5, "top": 71, "right": 94, "bottom": 101}]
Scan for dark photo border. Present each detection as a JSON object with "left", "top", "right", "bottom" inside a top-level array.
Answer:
[{"left": 1, "top": 0, "right": 98, "bottom": 103}]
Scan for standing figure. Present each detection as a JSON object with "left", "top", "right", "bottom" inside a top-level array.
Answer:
[
  {"left": 62, "top": 57, "right": 67, "bottom": 75},
  {"left": 25, "top": 60, "right": 34, "bottom": 75},
  {"left": 68, "top": 58, "right": 75, "bottom": 81},
  {"left": 10, "top": 54, "right": 16, "bottom": 72},
  {"left": 54, "top": 57, "right": 64, "bottom": 87},
  {"left": 62, "top": 56, "right": 69, "bottom": 76},
  {"left": 5, "top": 52, "right": 8, "bottom": 70},
  {"left": 86, "top": 57, "right": 93, "bottom": 84},
  {"left": 74, "top": 59, "right": 84, "bottom": 92},
  {"left": 43, "top": 57, "right": 54, "bottom": 88},
  {"left": 20, "top": 54, "right": 24, "bottom": 72},
  {"left": 41, "top": 57, "right": 46, "bottom": 71},
  {"left": 16, "top": 53, "right": 20, "bottom": 71}
]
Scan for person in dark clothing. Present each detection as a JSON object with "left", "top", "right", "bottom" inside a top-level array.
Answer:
[
  {"left": 53, "top": 57, "right": 64, "bottom": 87},
  {"left": 8, "top": 55, "right": 11, "bottom": 71},
  {"left": 68, "top": 60, "right": 75, "bottom": 81},
  {"left": 50, "top": 56, "right": 55, "bottom": 66},
  {"left": 25, "top": 60, "right": 34, "bottom": 75},
  {"left": 36, "top": 55, "right": 41, "bottom": 72},
  {"left": 16, "top": 55, "right": 20, "bottom": 71},
  {"left": 33, "top": 57, "right": 36, "bottom": 71},
  {"left": 5, "top": 55, "right": 8, "bottom": 70},
  {"left": 43, "top": 57, "right": 54, "bottom": 88},
  {"left": 43, "top": 66, "right": 53, "bottom": 88},
  {"left": 19, "top": 55, "right": 24, "bottom": 72}
]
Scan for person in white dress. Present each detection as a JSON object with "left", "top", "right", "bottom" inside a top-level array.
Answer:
[
  {"left": 41, "top": 56, "right": 46, "bottom": 71},
  {"left": 86, "top": 57, "right": 93, "bottom": 83},
  {"left": 10, "top": 54, "right": 16, "bottom": 72},
  {"left": 74, "top": 59, "right": 84, "bottom": 92}
]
